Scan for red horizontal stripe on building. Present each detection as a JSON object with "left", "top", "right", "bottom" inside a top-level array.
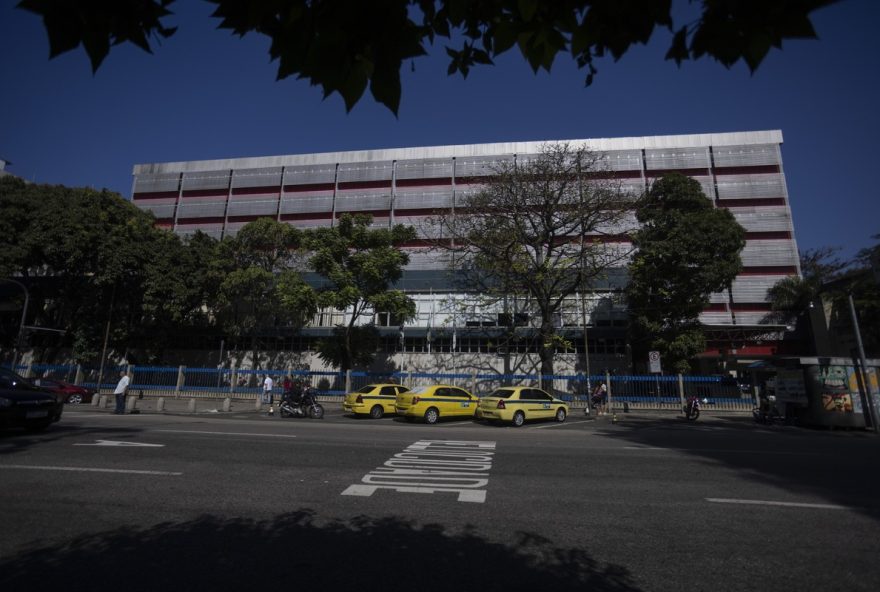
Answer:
[
  {"left": 231, "top": 186, "right": 280, "bottom": 196},
  {"left": 280, "top": 213, "right": 332, "bottom": 222},
  {"left": 714, "top": 165, "right": 780, "bottom": 175},
  {"left": 337, "top": 180, "right": 391, "bottom": 191},
  {"left": 283, "top": 182, "right": 335, "bottom": 193},
  {"left": 176, "top": 217, "right": 225, "bottom": 225},
  {"left": 744, "top": 231, "right": 791, "bottom": 240},
  {"left": 730, "top": 303, "right": 772, "bottom": 312},
  {"left": 740, "top": 266, "right": 798, "bottom": 275},
  {"left": 702, "top": 344, "right": 778, "bottom": 356},
  {"left": 646, "top": 168, "right": 710, "bottom": 177},
  {"left": 133, "top": 191, "right": 179, "bottom": 201},
  {"left": 718, "top": 198, "right": 787, "bottom": 207},
  {"left": 334, "top": 210, "right": 391, "bottom": 219},
  {"left": 182, "top": 189, "right": 227, "bottom": 198},
  {"left": 392, "top": 207, "right": 447, "bottom": 216},
  {"left": 396, "top": 178, "right": 452, "bottom": 188}
]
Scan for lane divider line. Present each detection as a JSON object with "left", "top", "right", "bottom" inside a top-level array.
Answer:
[
  {"left": 0, "top": 464, "right": 182, "bottom": 476},
  {"left": 706, "top": 498, "right": 852, "bottom": 510},
  {"left": 154, "top": 429, "right": 297, "bottom": 438}
]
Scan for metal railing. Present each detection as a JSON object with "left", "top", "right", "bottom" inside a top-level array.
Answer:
[{"left": 16, "top": 362, "right": 756, "bottom": 412}]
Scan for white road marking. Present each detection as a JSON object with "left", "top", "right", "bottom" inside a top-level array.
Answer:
[
  {"left": 621, "top": 446, "right": 825, "bottom": 456},
  {"left": 706, "top": 498, "right": 852, "bottom": 510},
  {"left": 342, "top": 439, "right": 496, "bottom": 503},
  {"left": 530, "top": 419, "right": 593, "bottom": 429},
  {"left": 74, "top": 440, "right": 165, "bottom": 447},
  {"left": 0, "top": 464, "right": 182, "bottom": 476},
  {"left": 153, "top": 429, "right": 297, "bottom": 438}
]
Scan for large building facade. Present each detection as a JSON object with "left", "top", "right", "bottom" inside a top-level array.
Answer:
[{"left": 131, "top": 130, "right": 799, "bottom": 374}]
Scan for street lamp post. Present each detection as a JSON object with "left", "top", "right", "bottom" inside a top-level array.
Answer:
[{"left": 1, "top": 278, "right": 29, "bottom": 370}]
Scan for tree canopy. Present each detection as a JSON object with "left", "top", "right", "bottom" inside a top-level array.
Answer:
[
  {"left": 766, "top": 241, "right": 880, "bottom": 356},
  {"left": 305, "top": 213, "right": 417, "bottom": 371},
  {"left": 18, "top": 0, "right": 838, "bottom": 114},
  {"left": 626, "top": 173, "right": 746, "bottom": 373},
  {"left": 0, "top": 176, "right": 178, "bottom": 361},
  {"left": 214, "top": 218, "right": 316, "bottom": 351},
  {"left": 431, "top": 143, "right": 635, "bottom": 376}
]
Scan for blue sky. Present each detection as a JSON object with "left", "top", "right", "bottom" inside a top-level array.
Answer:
[{"left": 1, "top": 0, "right": 877, "bottom": 262}]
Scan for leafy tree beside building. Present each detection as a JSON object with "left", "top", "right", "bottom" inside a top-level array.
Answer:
[
  {"left": 304, "top": 213, "right": 417, "bottom": 371},
  {"left": 214, "top": 217, "right": 317, "bottom": 363},
  {"left": 626, "top": 173, "right": 746, "bottom": 373}
]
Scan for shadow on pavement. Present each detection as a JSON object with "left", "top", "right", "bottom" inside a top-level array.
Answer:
[
  {"left": 0, "top": 510, "right": 641, "bottom": 592},
  {"left": 594, "top": 412, "right": 880, "bottom": 521}
]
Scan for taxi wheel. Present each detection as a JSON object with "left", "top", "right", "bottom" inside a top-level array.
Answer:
[
  {"left": 424, "top": 407, "right": 440, "bottom": 424},
  {"left": 512, "top": 411, "right": 525, "bottom": 427},
  {"left": 555, "top": 408, "right": 567, "bottom": 422},
  {"left": 369, "top": 405, "right": 384, "bottom": 419}
]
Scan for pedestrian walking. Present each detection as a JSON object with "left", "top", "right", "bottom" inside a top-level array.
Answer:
[{"left": 113, "top": 370, "right": 130, "bottom": 415}]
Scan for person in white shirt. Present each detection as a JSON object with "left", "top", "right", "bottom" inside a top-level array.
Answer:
[
  {"left": 113, "top": 371, "right": 130, "bottom": 415},
  {"left": 262, "top": 375, "right": 275, "bottom": 406}
]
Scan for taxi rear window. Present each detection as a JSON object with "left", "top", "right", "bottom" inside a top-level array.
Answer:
[{"left": 488, "top": 389, "right": 516, "bottom": 399}]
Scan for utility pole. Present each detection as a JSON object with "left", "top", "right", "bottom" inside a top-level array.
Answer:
[{"left": 848, "top": 294, "right": 879, "bottom": 433}]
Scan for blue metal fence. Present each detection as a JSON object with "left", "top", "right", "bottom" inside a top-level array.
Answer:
[{"left": 12, "top": 362, "right": 756, "bottom": 411}]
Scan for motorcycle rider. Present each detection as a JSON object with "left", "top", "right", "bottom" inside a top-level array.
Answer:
[
  {"left": 289, "top": 380, "right": 303, "bottom": 405},
  {"left": 684, "top": 395, "right": 700, "bottom": 419}
]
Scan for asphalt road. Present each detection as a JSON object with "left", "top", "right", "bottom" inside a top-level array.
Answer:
[{"left": 2, "top": 406, "right": 879, "bottom": 592}]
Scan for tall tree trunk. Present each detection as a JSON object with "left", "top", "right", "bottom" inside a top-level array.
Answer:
[{"left": 539, "top": 316, "right": 555, "bottom": 377}]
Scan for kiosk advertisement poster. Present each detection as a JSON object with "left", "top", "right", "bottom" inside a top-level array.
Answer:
[
  {"left": 775, "top": 369, "right": 807, "bottom": 405},
  {"left": 818, "top": 365, "right": 858, "bottom": 414}
]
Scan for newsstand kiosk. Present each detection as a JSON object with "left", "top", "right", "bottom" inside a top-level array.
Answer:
[{"left": 770, "top": 357, "right": 880, "bottom": 429}]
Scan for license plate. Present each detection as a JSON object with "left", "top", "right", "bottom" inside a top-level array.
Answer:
[{"left": 26, "top": 410, "right": 49, "bottom": 419}]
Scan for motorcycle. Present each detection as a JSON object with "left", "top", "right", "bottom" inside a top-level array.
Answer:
[
  {"left": 683, "top": 396, "right": 701, "bottom": 420},
  {"left": 279, "top": 387, "right": 325, "bottom": 419}
]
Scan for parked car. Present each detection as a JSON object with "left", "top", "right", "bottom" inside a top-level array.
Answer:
[
  {"left": 478, "top": 386, "right": 569, "bottom": 427},
  {"left": 0, "top": 367, "right": 64, "bottom": 432},
  {"left": 35, "top": 378, "right": 96, "bottom": 405},
  {"left": 343, "top": 383, "right": 409, "bottom": 418},
  {"left": 394, "top": 384, "right": 479, "bottom": 424}
]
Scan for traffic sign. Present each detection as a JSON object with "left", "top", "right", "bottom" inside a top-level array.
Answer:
[{"left": 649, "top": 350, "right": 662, "bottom": 373}]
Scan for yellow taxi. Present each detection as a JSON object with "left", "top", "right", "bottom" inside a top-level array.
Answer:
[
  {"left": 394, "top": 384, "right": 479, "bottom": 424},
  {"left": 343, "top": 383, "right": 410, "bottom": 418},
  {"left": 478, "top": 386, "right": 569, "bottom": 427}
]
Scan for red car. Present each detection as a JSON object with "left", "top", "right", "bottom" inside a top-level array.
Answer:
[{"left": 36, "top": 379, "right": 96, "bottom": 405}]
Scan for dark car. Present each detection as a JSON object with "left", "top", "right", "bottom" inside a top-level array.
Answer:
[
  {"left": 0, "top": 367, "right": 64, "bottom": 432},
  {"left": 36, "top": 378, "right": 96, "bottom": 404}
]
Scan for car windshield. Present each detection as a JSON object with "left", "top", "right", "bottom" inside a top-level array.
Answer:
[
  {"left": 487, "top": 389, "right": 515, "bottom": 399},
  {"left": 407, "top": 386, "right": 432, "bottom": 395},
  {"left": 357, "top": 385, "right": 377, "bottom": 393}
]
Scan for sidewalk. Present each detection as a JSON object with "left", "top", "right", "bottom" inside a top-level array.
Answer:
[{"left": 86, "top": 394, "right": 267, "bottom": 415}]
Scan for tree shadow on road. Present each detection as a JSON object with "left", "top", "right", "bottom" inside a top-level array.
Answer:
[
  {"left": 0, "top": 510, "right": 641, "bottom": 592},
  {"left": 594, "top": 413, "right": 880, "bottom": 521}
]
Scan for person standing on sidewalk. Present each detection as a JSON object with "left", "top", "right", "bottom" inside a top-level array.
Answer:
[
  {"left": 113, "top": 370, "right": 130, "bottom": 415},
  {"left": 263, "top": 374, "right": 275, "bottom": 414}
]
